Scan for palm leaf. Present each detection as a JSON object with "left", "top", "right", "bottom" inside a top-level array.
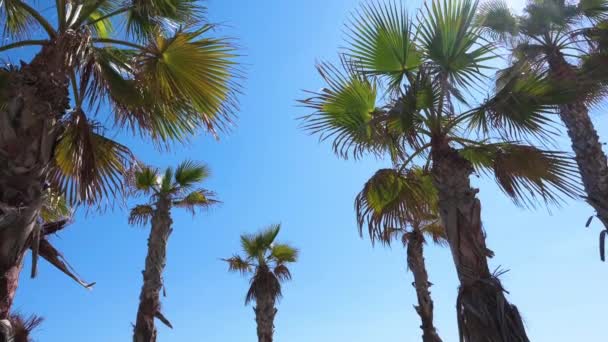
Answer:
[
  {"left": 459, "top": 143, "right": 582, "bottom": 207},
  {"left": 0, "top": 0, "right": 34, "bottom": 38},
  {"left": 476, "top": 0, "right": 519, "bottom": 41},
  {"left": 40, "top": 189, "right": 71, "bottom": 223},
  {"left": 173, "top": 189, "right": 219, "bottom": 213},
  {"left": 127, "top": 0, "right": 204, "bottom": 38},
  {"left": 345, "top": 1, "right": 420, "bottom": 90},
  {"left": 134, "top": 166, "right": 159, "bottom": 193},
  {"left": 174, "top": 160, "right": 210, "bottom": 188},
  {"left": 223, "top": 255, "right": 253, "bottom": 275},
  {"left": 128, "top": 204, "right": 154, "bottom": 226},
  {"left": 580, "top": 0, "right": 608, "bottom": 21},
  {"left": 270, "top": 244, "right": 298, "bottom": 264},
  {"left": 273, "top": 264, "right": 292, "bottom": 281}
]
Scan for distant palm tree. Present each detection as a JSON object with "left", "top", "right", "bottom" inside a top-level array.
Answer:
[
  {"left": 128, "top": 161, "right": 218, "bottom": 342},
  {"left": 224, "top": 224, "right": 298, "bottom": 342},
  {"left": 300, "top": 1, "right": 581, "bottom": 340},
  {"left": 356, "top": 167, "right": 445, "bottom": 342},
  {"left": 477, "top": 0, "right": 608, "bottom": 246},
  {"left": 0, "top": 0, "right": 239, "bottom": 329}
]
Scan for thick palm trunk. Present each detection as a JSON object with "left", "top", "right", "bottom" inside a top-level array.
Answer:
[
  {"left": 133, "top": 197, "right": 173, "bottom": 342},
  {"left": 432, "top": 143, "right": 529, "bottom": 342},
  {"left": 254, "top": 291, "right": 277, "bottom": 342},
  {"left": 406, "top": 231, "right": 442, "bottom": 342},
  {"left": 0, "top": 40, "right": 70, "bottom": 341},
  {"left": 548, "top": 53, "right": 608, "bottom": 229}
]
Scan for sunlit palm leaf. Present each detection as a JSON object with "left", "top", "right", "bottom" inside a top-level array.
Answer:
[
  {"left": 519, "top": 0, "right": 579, "bottom": 36},
  {"left": 40, "top": 189, "right": 71, "bottom": 223},
  {"left": 270, "top": 244, "right": 298, "bottom": 263},
  {"left": 299, "top": 61, "right": 383, "bottom": 159},
  {"left": 128, "top": 204, "right": 154, "bottom": 226},
  {"left": 459, "top": 143, "right": 582, "bottom": 207},
  {"left": 127, "top": 0, "right": 204, "bottom": 38},
  {"left": 174, "top": 160, "right": 209, "bottom": 189},
  {"left": 173, "top": 189, "right": 218, "bottom": 213},
  {"left": 345, "top": 1, "right": 420, "bottom": 90},
  {"left": 134, "top": 166, "right": 159, "bottom": 193},
  {"left": 50, "top": 111, "right": 133, "bottom": 205}
]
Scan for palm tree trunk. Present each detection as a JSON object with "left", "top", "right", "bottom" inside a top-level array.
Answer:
[
  {"left": 548, "top": 53, "right": 608, "bottom": 229},
  {"left": 406, "top": 230, "right": 442, "bottom": 342},
  {"left": 431, "top": 143, "right": 529, "bottom": 342},
  {"left": 133, "top": 197, "right": 173, "bottom": 342},
  {"left": 254, "top": 292, "right": 277, "bottom": 342},
  {"left": 0, "top": 41, "right": 69, "bottom": 342}
]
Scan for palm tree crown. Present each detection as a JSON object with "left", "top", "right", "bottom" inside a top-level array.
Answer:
[
  {"left": 224, "top": 224, "right": 298, "bottom": 305},
  {"left": 0, "top": 0, "right": 240, "bottom": 205}
]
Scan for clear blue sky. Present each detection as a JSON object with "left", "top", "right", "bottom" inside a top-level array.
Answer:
[{"left": 9, "top": 0, "right": 608, "bottom": 341}]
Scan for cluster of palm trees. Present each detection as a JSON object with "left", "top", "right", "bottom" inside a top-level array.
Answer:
[
  {"left": 0, "top": 0, "right": 607, "bottom": 341},
  {"left": 299, "top": 0, "right": 608, "bottom": 340}
]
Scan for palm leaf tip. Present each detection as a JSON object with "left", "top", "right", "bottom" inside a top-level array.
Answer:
[
  {"left": 224, "top": 255, "right": 252, "bottom": 274},
  {"left": 175, "top": 160, "right": 210, "bottom": 187}
]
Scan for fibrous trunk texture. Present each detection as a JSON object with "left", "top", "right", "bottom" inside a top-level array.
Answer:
[
  {"left": 548, "top": 53, "right": 608, "bottom": 229},
  {"left": 133, "top": 197, "right": 173, "bottom": 342},
  {"left": 431, "top": 143, "right": 529, "bottom": 342},
  {"left": 254, "top": 289, "right": 277, "bottom": 342},
  {"left": 406, "top": 230, "right": 442, "bottom": 342},
  {"left": 0, "top": 39, "right": 70, "bottom": 342}
]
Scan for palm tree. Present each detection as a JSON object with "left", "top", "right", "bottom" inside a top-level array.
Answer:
[
  {"left": 477, "top": 0, "right": 608, "bottom": 245},
  {"left": 300, "top": 1, "right": 580, "bottom": 340},
  {"left": 128, "top": 161, "right": 219, "bottom": 342},
  {"left": 0, "top": 0, "right": 239, "bottom": 327},
  {"left": 355, "top": 167, "right": 445, "bottom": 342},
  {"left": 224, "top": 224, "right": 298, "bottom": 342}
]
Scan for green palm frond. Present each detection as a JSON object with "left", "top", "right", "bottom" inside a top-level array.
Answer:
[
  {"left": 128, "top": 204, "right": 154, "bottom": 226},
  {"left": 223, "top": 255, "right": 253, "bottom": 275},
  {"left": 174, "top": 160, "right": 210, "bottom": 189},
  {"left": 520, "top": 0, "right": 579, "bottom": 36},
  {"left": 580, "top": 0, "right": 608, "bottom": 21},
  {"left": 136, "top": 26, "right": 238, "bottom": 135},
  {"left": 134, "top": 166, "right": 159, "bottom": 193},
  {"left": 173, "top": 189, "right": 219, "bottom": 213},
  {"left": 345, "top": 1, "right": 420, "bottom": 90},
  {"left": 270, "top": 244, "right": 299, "bottom": 264},
  {"left": 50, "top": 111, "right": 133, "bottom": 205},
  {"left": 418, "top": 0, "right": 494, "bottom": 89},
  {"left": 469, "top": 68, "right": 568, "bottom": 141},
  {"left": 159, "top": 166, "right": 174, "bottom": 193},
  {"left": 0, "top": 0, "right": 34, "bottom": 38},
  {"left": 476, "top": 0, "right": 519, "bottom": 41},
  {"left": 355, "top": 167, "right": 438, "bottom": 245},
  {"left": 127, "top": 0, "right": 205, "bottom": 38},
  {"left": 459, "top": 143, "right": 582, "bottom": 207},
  {"left": 299, "top": 61, "right": 383, "bottom": 159}
]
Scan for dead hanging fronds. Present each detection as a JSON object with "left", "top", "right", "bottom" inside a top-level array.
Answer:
[{"left": 456, "top": 273, "right": 529, "bottom": 342}]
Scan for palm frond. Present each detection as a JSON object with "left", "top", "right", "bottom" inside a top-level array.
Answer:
[
  {"left": 223, "top": 255, "right": 253, "bottom": 275},
  {"left": 273, "top": 264, "right": 292, "bottom": 281},
  {"left": 134, "top": 166, "right": 159, "bottom": 193},
  {"left": 159, "top": 166, "right": 174, "bottom": 193},
  {"left": 476, "top": 0, "right": 519, "bottom": 41},
  {"left": 174, "top": 160, "right": 210, "bottom": 188},
  {"left": 127, "top": 0, "right": 205, "bottom": 38},
  {"left": 419, "top": 220, "right": 447, "bottom": 246},
  {"left": 173, "top": 189, "right": 219, "bottom": 214},
  {"left": 418, "top": 0, "right": 494, "bottom": 89},
  {"left": 240, "top": 224, "right": 281, "bottom": 259},
  {"left": 355, "top": 167, "right": 437, "bottom": 245},
  {"left": 40, "top": 189, "right": 71, "bottom": 223},
  {"left": 299, "top": 61, "right": 383, "bottom": 159},
  {"left": 345, "top": 1, "right": 420, "bottom": 90},
  {"left": 128, "top": 204, "right": 154, "bottom": 226},
  {"left": 270, "top": 244, "right": 299, "bottom": 264},
  {"left": 49, "top": 111, "right": 133, "bottom": 205},
  {"left": 580, "top": 0, "right": 608, "bottom": 21},
  {"left": 459, "top": 143, "right": 582, "bottom": 208},
  {"left": 0, "top": 0, "right": 35, "bottom": 38},
  {"left": 520, "top": 0, "right": 580, "bottom": 36}
]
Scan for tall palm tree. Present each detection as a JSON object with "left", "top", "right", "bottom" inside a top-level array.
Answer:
[
  {"left": 224, "top": 224, "right": 298, "bottom": 342},
  {"left": 300, "top": 1, "right": 580, "bottom": 340},
  {"left": 477, "top": 0, "right": 608, "bottom": 248},
  {"left": 0, "top": 0, "right": 239, "bottom": 327},
  {"left": 356, "top": 167, "right": 445, "bottom": 342},
  {"left": 128, "top": 161, "right": 218, "bottom": 342}
]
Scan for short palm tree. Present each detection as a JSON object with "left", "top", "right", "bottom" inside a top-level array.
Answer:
[
  {"left": 224, "top": 224, "right": 298, "bottom": 342},
  {"left": 300, "top": 1, "right": 580, "bottom": 340},
  {"left": 477, "top": 0, "right": 608, "bottom": 243},
  {"left": 0, "top": 0, "right": 239, "bottom": 326},
  {"left": 356, "top": 167, "right": 445, "bottom": 342},
  {"left": 128, "top": 161, "right": 218, "bottom": 342}
]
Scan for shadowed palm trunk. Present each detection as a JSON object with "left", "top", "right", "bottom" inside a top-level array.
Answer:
[
  {"left": 431, "top": 143, "right": 529, "bottom": 342},
  {"left": 0, "top": 41, "right": 69, "bottom": 340},
  {"left": 406, "top": 230, "right": 442, "bottom": 342},
  {"left": 548, "top": 53, "right": 608, "bottom": 229},
  {"left": 254, "top": 270, "right": 277, "bottom": 342},
  {"left": 133, "top": 197, "right": 173, "bottom": 342}
]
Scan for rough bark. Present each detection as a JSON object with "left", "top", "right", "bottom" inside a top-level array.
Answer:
[
  {"left": 406, "top": 230, "right": 442, "bottom": 342},
  {"left": 0, "top": 37, "right": 71, "bottom": 341},
  {"left": 133, "top": 197, "right": 173, "bottom": 342},
  {"left": 431, "top": 143, "right": 529, "bottom": 342},
  {"left": 548, "top": 53, "right": 608, "bottom": 229},
  {"left": 254, "top": 290, "right": 277, "bottom": 342}
]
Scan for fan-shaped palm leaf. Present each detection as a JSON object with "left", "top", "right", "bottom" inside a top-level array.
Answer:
[
  {"left": 270, "top": 244, "right": 298, "bottom": 264},
  {"left": 173, "top": 189, "right": 218, "bottom": 213},
  {"left": 224, "top": 255, "right": 253, "bottom": 275},
  {"left": 128, "top": 204, "right": 154, "bottom": 226},
  {"left": 174, "top": 160, "right": 210, "bottom": 189}
]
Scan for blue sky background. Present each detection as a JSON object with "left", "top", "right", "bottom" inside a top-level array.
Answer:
[{"left": 7, "top": 0, "right": 608, "bottom": 341}]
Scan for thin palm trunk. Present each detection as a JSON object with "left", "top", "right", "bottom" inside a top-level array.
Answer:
[
  {"left": 0, "top": 41, "right": 69, "bottom": 341},
  {"left": 406, "top": 230, "right": 442, "bottom": 342},
  {"left": 407, "top": 229, "right": 441, "bottom": 342},
  {"left": 431, "top": 142, "right": 529, "bottom": 342},
  {"left": 254, "top": 289, "right": 277, "bottom": 342},
  {"left": 548, "top": 53, "right": 608, "bottom": 229},
  {"left": 133, "top": 197, "right": 173, "bottom": 342}
]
